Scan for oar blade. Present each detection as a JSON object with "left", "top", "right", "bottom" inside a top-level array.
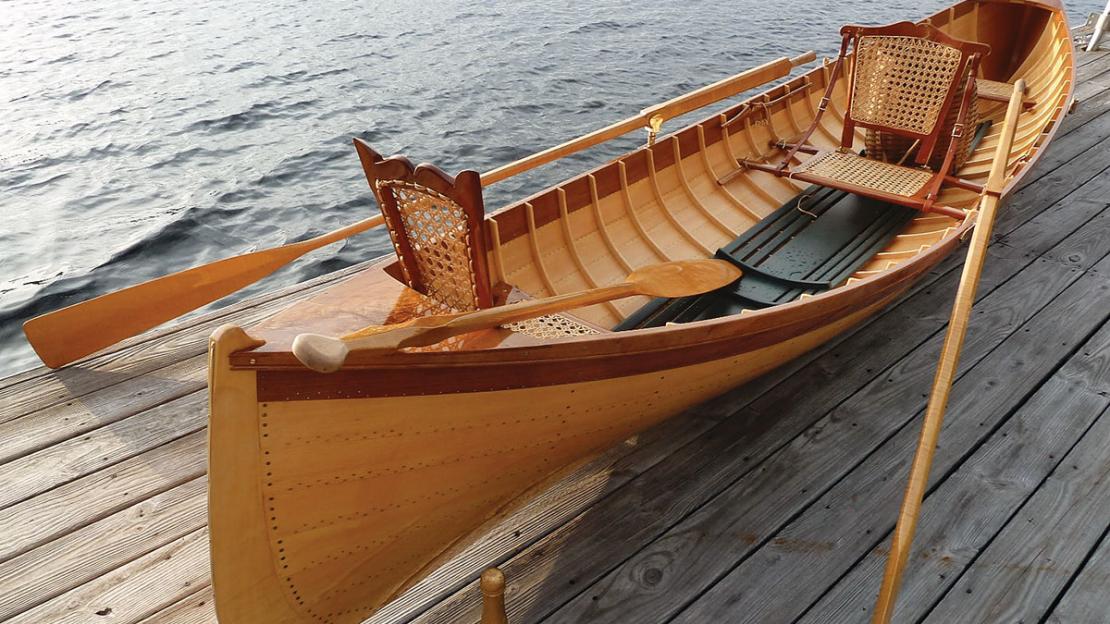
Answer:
[
  {"left": 23, "top": 249, "right": 295, "bottom": 368},
  {"left": 628, "top": 259, "right": 741, "bottom": 298}
]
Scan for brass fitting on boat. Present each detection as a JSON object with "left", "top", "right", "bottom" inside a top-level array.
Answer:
[{"left": 646, "top": 114, "right": 665, "bottom": 146}]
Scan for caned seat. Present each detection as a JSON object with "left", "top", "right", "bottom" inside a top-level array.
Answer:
[
  {"left": 354, "top": 139, "right": 495, "bottom": 313},
  {"left": 793, "top": 151, "right": 935, "bottom": 198},
  {"left": 741, "top": 22, "right": 991, "bottom": 219},
  {"left": 353, "top": 139, "right": 602, "bottom": 339}
]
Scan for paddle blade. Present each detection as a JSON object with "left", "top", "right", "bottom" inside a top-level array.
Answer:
[
  {"left": 627, "top": 259, "right": 741, "bottom": 298},
  {"left": 23, "top": 248, "right": 298, "bottom": 368}
]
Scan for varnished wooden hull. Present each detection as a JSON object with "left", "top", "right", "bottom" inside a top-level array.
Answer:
[{"left": 208, "top": 1, "right": 1074, "bottom": 622}]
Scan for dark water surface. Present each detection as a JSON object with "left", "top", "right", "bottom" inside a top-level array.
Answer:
[{"left": 1, "top": 1, "right": 1098, "bottom": 376}]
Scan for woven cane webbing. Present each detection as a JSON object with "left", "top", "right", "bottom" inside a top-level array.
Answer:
[
  {"left": 504, "top": 314, "right": 600, "bottom": 339},
  {"left": 865, "top": 73, "right": 978, "bottom": 172},
  {"left": 796, "top": 151, "right": 933, "bottom": 197},
  {"left": 850, "top": 36, "right": 963, "bottom": 136},
  {"left": 376, "top": 180, "right": 482, "bottom": 312}
]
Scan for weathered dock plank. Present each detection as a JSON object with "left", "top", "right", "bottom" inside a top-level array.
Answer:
[
  {"left": 922, "top": 405, "right": 1110, "bottom": 623},
  {"left": 0, "top": 391, "right": 204, "bottom": 509},
  {"left": 0, "top": 432, "right": 205, "bottom": 563},
  {"left": 799, "top": 319, "right": 1110, "bottom": 622},
  {"left": 1045, "top": 531, "right": 1110, "bottom": 624},
  {"left": 0, "top": 477, "right": 206, "bottom": 620},
  {"left": 4, "top": 529, "right": 209, "bottom": 624}
]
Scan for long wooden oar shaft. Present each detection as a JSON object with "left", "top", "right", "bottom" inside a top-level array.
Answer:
[
  {"left": 871, "top": 79, "right": 1027, "bottom": 624},
  {"left": 292, "top": 259, "right": 741, "bottom": 372},
  {"left": 24, "top": 214, "right": 384, "bottom": 368},
  {"left": 479, "top": 51, "right": 816, "bottom": 186}
]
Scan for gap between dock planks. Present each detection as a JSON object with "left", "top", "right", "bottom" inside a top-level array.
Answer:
[
  {"left": 797, "top": 318, "right": 1110, "bottom": 622},
  {"left": 2, "top": 52, "right": 1110, "bottom": 624},
  {"left": 1045, "top": 524, "right": 1110, "bottom": 624}
]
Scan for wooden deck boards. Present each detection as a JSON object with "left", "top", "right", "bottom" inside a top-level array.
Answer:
[{"left": 1, "top": 52, "right": 1108, "bottom": 624}]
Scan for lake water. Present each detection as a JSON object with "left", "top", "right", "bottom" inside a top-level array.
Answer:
[{"left": 0, "top": 0, "right": 1099, "bottom": 377}]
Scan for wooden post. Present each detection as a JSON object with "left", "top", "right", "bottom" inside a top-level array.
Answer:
[
  {"left": 870, "top": 79, "right": 1027, "bottom": 624},
  {"left": 480, "top": 568, "right": 509, "bottom": 624}
]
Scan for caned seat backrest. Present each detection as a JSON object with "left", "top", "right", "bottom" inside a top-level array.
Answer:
[
  {"left": 839, "top": 22, "right": 990, "bottom": 166},
  {"left": 353, "top": 138, "right": 494, "bottom": 312}
]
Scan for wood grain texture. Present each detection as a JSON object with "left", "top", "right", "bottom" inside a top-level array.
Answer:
[
  {"left": 922, "top": 406, "right": 1110, "bottom": 622},
  {"left": 0, "top": 355, "right": 205, "bottom": 464},
  {"left": 0, "top": 477, "right": 207, "bottom": 620},
  {"left": 0, "top": 431, "right": 205, "bottom": 563},
  {"left": 3, "top": 528, "right": 210, "bottom": 624},
  {"left": 135, "top": 588, "right": 216, "bottom": 624},
  {"left": 0, "top": 391, "right": 205, "bottom": 510},
  {"left": 800, "top": 319, "right": 1110, "bottom": 622},
  {"left": 1045, "top": 530, "right": 1110, "bottom": 624}
]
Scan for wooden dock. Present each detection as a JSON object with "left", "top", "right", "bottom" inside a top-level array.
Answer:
[{"left": 2, "top": 49, "right": 1109, "bottom": 624}]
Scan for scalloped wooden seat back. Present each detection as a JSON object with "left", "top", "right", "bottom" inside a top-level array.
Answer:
[{"left": 354, "top": 138, "right": 495, "bottom": 312}]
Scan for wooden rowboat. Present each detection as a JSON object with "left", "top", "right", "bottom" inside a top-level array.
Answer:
[{"left": 207, "top": 1, "right": 1074, "bottom": 622}]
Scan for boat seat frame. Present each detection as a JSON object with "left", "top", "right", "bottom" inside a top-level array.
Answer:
[
  {"left": 354, "top": 140, "right": 601, "bottom": 341},
  {"left": 354, "top": 139, "right": 496, "bottom": 313},
  {"left": 741, "top": 22, "right": 991, "bottom": 220}
]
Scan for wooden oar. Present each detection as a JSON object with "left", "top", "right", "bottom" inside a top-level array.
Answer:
[
  {"left": 292, "top": 259, "right": 742, "bottom": 373},
  {"left": 23, "top": 214, "right": 384, "bottom": 368},
  {"left": 870, "top": 79, "right": 1027, "bottom": 624}
]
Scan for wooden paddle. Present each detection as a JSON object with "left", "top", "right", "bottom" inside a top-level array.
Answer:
[
  {"left": 23, "top": 214, "right": 384, "bottom": 368},
  {"left": 870, "top": 79, "right": 1027, "bottom": 624},
  {"left": 292, "top": 258, "right": 742, "bottom": 373}
]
